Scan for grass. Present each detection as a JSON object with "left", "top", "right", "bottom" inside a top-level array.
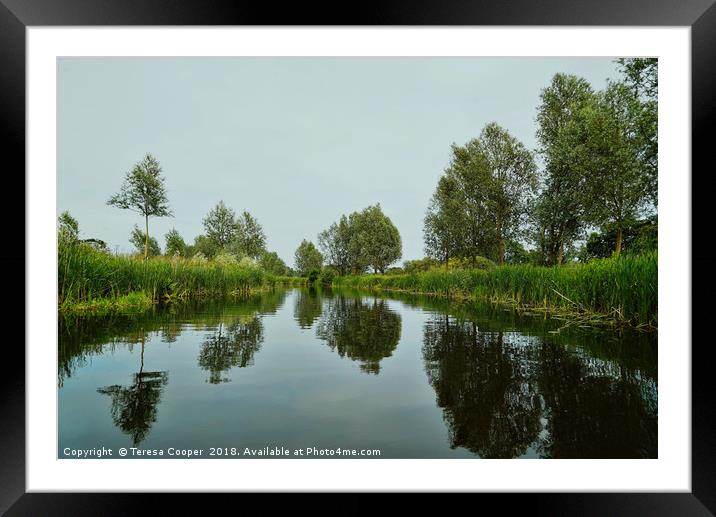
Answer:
[
  {"left": 59, "top": 241, "right": 277, "bottom": 312},
  {"left": 332, "top": 252, "right": 657, "bottom": 329}
]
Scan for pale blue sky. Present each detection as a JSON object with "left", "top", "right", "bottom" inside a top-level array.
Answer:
[{"left": 58, "top": 57, "right": 621, "bottom": 264}]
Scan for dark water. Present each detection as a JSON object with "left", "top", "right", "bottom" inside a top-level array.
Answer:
[{"left": 58, "top": 288, "right": 657, "bottom": 459}]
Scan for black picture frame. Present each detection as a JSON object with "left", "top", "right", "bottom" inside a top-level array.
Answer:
[{"left": 2, "top": 0, "right": 713, "bottom": 514}]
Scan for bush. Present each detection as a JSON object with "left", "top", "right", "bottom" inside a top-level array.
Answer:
[
  {"left": 320, "top": 267, "right": 337, "bottom": 285},
  {"left": 307, "top": 269, "right": 321, "bottom": 285}
]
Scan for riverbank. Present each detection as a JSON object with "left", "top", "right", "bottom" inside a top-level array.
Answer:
[
  {"left": 331, "top": 253, "right": 657, "bottom": 329},
  {"left": 59, "top": 241, "right": 281, "bottom": 313}
]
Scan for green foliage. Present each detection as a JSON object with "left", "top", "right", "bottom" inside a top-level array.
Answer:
[
  {"left": 563, "top": 82, "right": 653, "bottom": 254},
  {"left": 164, "top": 228, "right": 187, "bottom": 257},
  {"left": 58, "top": 240, "right": 274, "bottom": 309},
  {"left": 579, "top": 216, "right": 657, "bottom": 261},
  {"left": 319, "top": 267, "right": 337, "bottom": 285},
  {"left": 616, "top": 58, "right": 657, "bottom": 206},
  {"left": 130, "top": 225, "right": 161, "bottom": 257},
  {"left": 333, "top": 252, "right": 657, "bottom": 327},
  {"left": 259, "top": 251, "right": 290, "bottom": 276},
  {"left": 230, "top": 210, "right": 267, "bottom": 260},
  {"left": 318, "top": 215, "right": 353, "bottom": 275},
  {"left": 534, "top": 74, "right": 595, "bottom": 265},
  {"left": 403, "top": 257, "right": 441, "bottom": 274},
  {"left": 203, "top": 201, "right": 236, "bottom": 249},
  {"left": 307, "top": 269, "right": 321, "bottom": 285},
  {"left": 294, "top": 239, "right": 323, "bottom": 276},
  {"left": 107, "top": 153, "right": 172, "bottom": 259},
  {"left": 347, "top": 204, "right": 402, "bottom": 274},
  {"left": 425, "top": 123, "right": 536, "bottom": 266},
  {"left": 504, "top": 240, "right": 530, "bottom": 264},
  {"left": 319, "top": 206, "right": 402, "bottom": 275},
  {"left": 193, "top": 235, "right": 220, "bottom": 259},
  {"left": 58, "top": 211, "right": 80, "bottom": 242},
  {"left": 404, "top": 256, "right": 495, "bottom": 273}
]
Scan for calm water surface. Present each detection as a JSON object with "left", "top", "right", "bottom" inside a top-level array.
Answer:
[{"left": 59, "top": 288, "right": 657, "bottom": 458}]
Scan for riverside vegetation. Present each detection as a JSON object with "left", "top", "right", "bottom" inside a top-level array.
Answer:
[{"left": 58, "top": 59, "right": 658, "bottom": 329}]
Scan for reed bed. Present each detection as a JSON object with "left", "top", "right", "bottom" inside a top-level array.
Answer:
[
  {"left": 59, "top": 241, "right": 275, "bottom": 310},
  {"left": 333, "top": 252, "right": 657, "bottom": 328}
]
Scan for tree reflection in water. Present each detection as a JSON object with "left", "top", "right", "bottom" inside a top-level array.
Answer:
[
  {"left": 423, "top": 314, "right": 542, "bottom": 458},
  {"left": 97, "top": 333, "right": 168, "bottom": 446},
  {"left": 197, "top": 316, "right": 264, "bottom": 384},
  {"left": 316, "top": 295, "right": 401, "bottom": 374},
  {"left": 423, "top": 312, "right": 657, "bottom": 458},
  {"left": 293, "top": 287, "right": 323, "bottom": 329}
]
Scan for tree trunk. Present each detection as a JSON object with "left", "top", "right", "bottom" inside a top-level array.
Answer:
[
  {"left": 615, "top": 223, "right": 623, "bottom": 256},
  {"left": 496, "top": 216, "right": 505, "bottom": 265},
  {"left": 556, "top": 236, "right": 564, "bottom": 265},
  {"left": 144, "top": 213, "right": 149, "bottom": 260}
]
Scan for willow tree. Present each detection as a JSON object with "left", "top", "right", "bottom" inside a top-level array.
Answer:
[
  {"left": 567, "top": 82, "right": 651, "bottom": 255},
  {"left": 478, "top": 123, "right": 537, "bottom": 265},
  {"left": 107, "top": 153, "right": 172, "bottom": 259},
  {"left": 535, "top": 74, "right": 595, "bottom": 265},
  {"left": 294, "top": 239, "right": 323, "bottom": 276}
]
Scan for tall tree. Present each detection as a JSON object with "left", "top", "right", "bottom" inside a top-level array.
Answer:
[
  {"left": 294, "top": 239, "right": 323, "bottom": 276},
  {"left": 534, "top": 74, "right": 595, "bottom": 265},
  {"left": 318, "top": 215, "right": 353, "bottom": 275},
  {"left": 478, "top": 123, "right": 537, "bottom": 265},
  {"left": 424, "top": 124, "right": 536, "bottom": 266},
  {"left": 202, "top": 201, "right": 236, "bottom": 250},
  {"left": 107, "top": 153, "right": 172, "bottom": 259},
  {"left": 616, "top": 58, "right": 658, "bottom": 206},
  {"left": 348, "top": 204, "right": 402, "bottom": 274},
  {"left": 231, "top": 210, "right": 267, "bottom": 260},
  {"left": 424, "top": 174, "right": 466, "bottom": 267},
  {"left": 568, "top": 82, "right": 652, "bottom": 255}
]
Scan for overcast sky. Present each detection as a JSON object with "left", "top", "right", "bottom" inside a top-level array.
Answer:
[{"left": 58, "top": 57, "right": 621, "bottom": 264}]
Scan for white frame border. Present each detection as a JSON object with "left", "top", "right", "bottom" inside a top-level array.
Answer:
[{"left": 27, "top": 26, "right": 690, "bottom": 492}]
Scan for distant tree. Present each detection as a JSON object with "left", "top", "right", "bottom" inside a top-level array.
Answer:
[
  {"left": 202, "top": 201, "right": 236, "bottom": 250},
  {"left": 579, "top": 215, "right": 657, "bottom": 261},
  {"left": 348, "top": 204, "right": 402, "bottom": 274},
  {"left": 318, "top": 215, "right": 352, "bottom": 275},
  {"left": 294, "top": 239, "right": 323, "bottom": 276},
  {"left": 130, "top": 225, "right": 161, "bottom": 257},
  {"left": 193, "top": 235, "right": 219, "bottom": 259},
  {"left": 164, "top": 228, "right": 187, "bottom": 257},
  {"left": 231, "top": 210, "right": 267, "bottom": 260},
  {"left": 58, "top": 211, "right": 80, "bottom": 243},
  {"left": 107, "top": 153, "right": 172, "bottom": 259},
  {"left": 259, "top": 251, "right": 290, "bottom": 276}
]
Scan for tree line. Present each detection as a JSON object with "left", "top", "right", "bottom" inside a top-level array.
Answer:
[
  {"left": 60, "top": 58, "right": 656, "bottom": 276},
  {"left": 424, "top": 58, "right": 657, "bottom": 267}
]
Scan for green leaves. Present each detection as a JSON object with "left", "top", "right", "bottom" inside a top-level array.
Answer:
[
  {"left": 425, "top": 123, "right": 536, "bottom": 265},
  {"left": 107, "top": 153, "right": 172, "bottom": 218},
  {"left": 294, "top": 239, "right": 323, "bottom": 276}
]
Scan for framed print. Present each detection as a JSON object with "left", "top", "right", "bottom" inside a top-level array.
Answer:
[{"left": 3, "top": 0, "right": 714, "bottom": 513}]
